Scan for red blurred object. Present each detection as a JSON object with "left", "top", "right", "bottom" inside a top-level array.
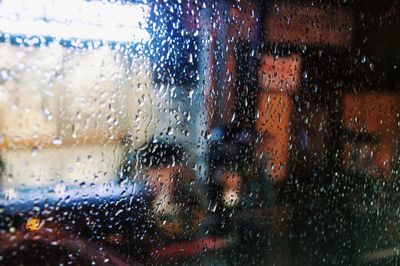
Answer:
[
  {"left": 150, "top": 236, "right": 233, "bottom": 261},
  {"left": 259, "top": 54, "right": 301, "bottom": 94},
  {"left": 0, "top": 227, "right": 140, "bottom": 265}
]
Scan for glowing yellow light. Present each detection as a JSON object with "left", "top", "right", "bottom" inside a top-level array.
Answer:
[{"left": 26, "top": 218, "right": 41, "bottom": 231}]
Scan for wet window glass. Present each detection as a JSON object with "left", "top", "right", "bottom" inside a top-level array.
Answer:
[{"left": 0, "top": 0, "right": 399, "bottom": 265}]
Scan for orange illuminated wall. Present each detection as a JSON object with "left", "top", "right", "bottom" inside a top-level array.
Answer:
[
  {"left": 266, "top": 2, "right": 353, "bottom": 47},
  {"left": 256, "top": 54, "right": 301, "bottom": 182},
  {"left": 343, "top": 93, "right": 400, "bottom": 180}
]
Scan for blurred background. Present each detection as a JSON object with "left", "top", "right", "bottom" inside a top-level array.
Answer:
[{"left": 0, "top": 0, "right": 399, "bottom": 265}]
